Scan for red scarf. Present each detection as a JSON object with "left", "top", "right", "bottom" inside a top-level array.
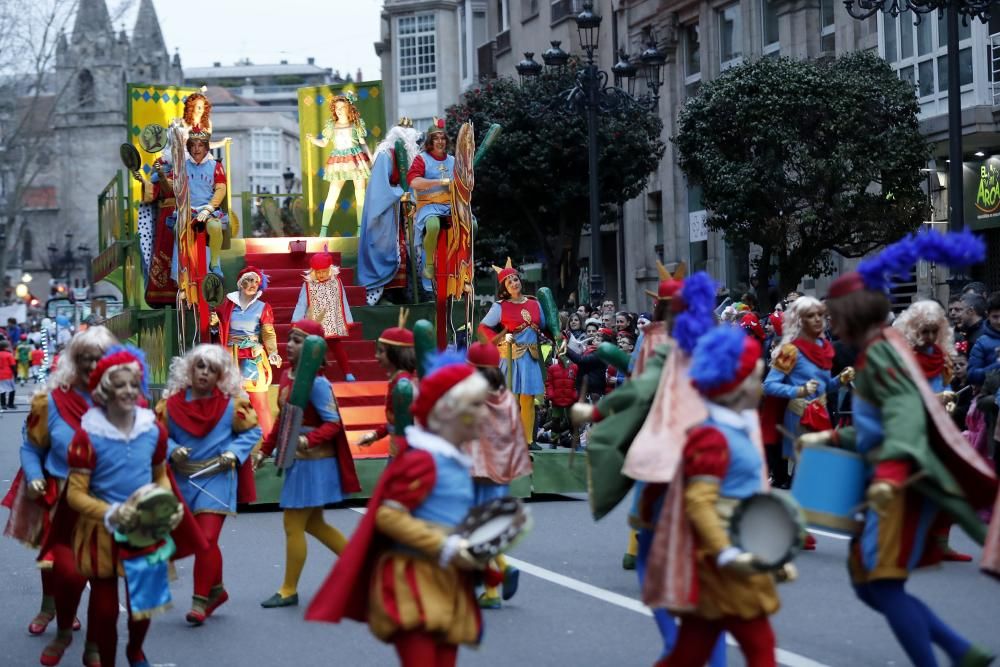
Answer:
[
  {"left": 166, "top": 388, "right": 231, "bottom": 438},
  {"left": 51, "top": 386, "right": 90, "bottom": 429},
  {"left": 913, "top": 344, "right": 945, "bottom": 380},
  {"left": 793, "top": 337, "right": 834, "bottom": 371}
]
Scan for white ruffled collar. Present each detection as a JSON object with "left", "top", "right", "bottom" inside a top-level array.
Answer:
[
  {"left": 81, "top": 407, "right": 158, "bottom": 441},
  {"left": 706, "top": 403, "right": 757, "bottom": 433},
  {"left": 404, "top": 426, "right": 473, "bottom": 469},
  {"left": 226, "top": 290, "right": 262, "bottom": 310}
]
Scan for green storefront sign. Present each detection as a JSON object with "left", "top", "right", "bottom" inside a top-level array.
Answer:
[{"left": 964, "top": 157, "right": 1000, "bottom": 231}]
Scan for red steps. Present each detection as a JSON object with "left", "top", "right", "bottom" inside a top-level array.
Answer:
[{"left": 334, "top": 381, "right": 392, "bottom": 458}]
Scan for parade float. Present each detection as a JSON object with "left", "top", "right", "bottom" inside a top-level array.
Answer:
[{"left": 93, "top": 81, "right": 585, "bottom": 500}]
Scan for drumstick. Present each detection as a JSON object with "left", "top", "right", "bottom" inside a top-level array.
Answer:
[{"left": 849, "top": 469, "right": 929, "bottom": 515}]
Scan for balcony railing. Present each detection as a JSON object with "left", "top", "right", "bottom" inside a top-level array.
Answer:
[
  {"left": 551, "top": 0, "right": 581, "bottom": 25},
  {"left": 496, "top": 29, "right": 511, "bottom": 55}
]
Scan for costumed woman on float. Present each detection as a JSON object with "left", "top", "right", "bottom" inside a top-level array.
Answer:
[
  {"left": 157, "top": 344, "right": 262, "bottom": 625},
  {"left": 306, "top": 352, "right": 500, "bottom": 667},
  {"left": 66, "top": 347, "right": 206, "bottom": 667},
  {"left": 292, "top": 246, "right": 357, "bottom": 381},
  {"left": 809, "top": 230, "right": 998, "bottom": 667},
  {"left": 256, "top": 319, "right": 360, "bottom": 609},
  {"left": 477, "top": 258, "right": 561, "bottom": 450},
  {"left": 4, "top": 326, "right": 117, "bottom": 666},
  {"left": 466, "top": 341, "right": 533, "bottom": 610}
]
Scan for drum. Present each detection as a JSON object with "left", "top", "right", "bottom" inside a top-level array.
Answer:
[
  {"left": 730, "top": 492, "right": 807, "bottom": 570},
  {"left": 114, "top": 483, "right": 180, "bottom": 548},
  {"left": 791, "top": 443, "right": 868, "bottom": 534},
  {"left": 454, "top": 497, "right": 533, "bottom": 564}
]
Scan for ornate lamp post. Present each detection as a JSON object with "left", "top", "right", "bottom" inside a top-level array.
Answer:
[{"left": 517, "top": 1, "right": 664, "bottom": 304}]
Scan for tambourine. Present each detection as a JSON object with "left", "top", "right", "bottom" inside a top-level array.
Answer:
[
  {"left": 119, "top": 143, "right": 141, "bottom": 173},
  {"left": 729, "top": 491, "right": 807, "bottom": 571},
  {"left": 453, "top": 497, "right": 533, "bottom": 564},
  {"left": 114, "top": 484, "right": 180, "bottom": 548}
]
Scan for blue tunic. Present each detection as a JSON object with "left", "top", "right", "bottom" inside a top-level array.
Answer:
[
  {"left": 357, "top": 150, "right": 404, "bottom": 290},
  {"left": 763, "top": 340, "right": 839, "bottom": 456},
  {"left": 85, "top": 411, "right": 161, "bottom": 505},
  {"left": 20, "top": 390, "right": 93, "bottom": 482},
  {"left": 413, "top": 151, "right": 454, "bottom": 291},
  {"left": 167, "top": 393, "right": 261, "bottom": 514},
  {"left": 405, "top": 431, "right": 475, "bottom": 529},
  {"left": 480, "top": 302, "right": 546, "bottom": 396},
  {"left": 280, "top": 377, "right": 345, "bottom": 509},
  {"left": 703, "top": 408, "right": 765, "bottom": 500}
]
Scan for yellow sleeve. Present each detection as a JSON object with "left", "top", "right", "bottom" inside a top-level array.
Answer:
[
  {"left": 153, "top": 463, "right": 171, "bottom": 491},
  {"left": 771, "top": 344, "right": 798, "bottom": 375},
  {"left": 684, "top": 479, "right": 732, "bottom": 558},
  {"left": 154, "top": 399, "right": 169, "bottom": 427},
  {"left": 66, "top": 471, "right": 110, "bottom": 523},
  {"left": 26, "top": 392, "right": 50, "bottom": 450},
  {"left": 209, "top": 182, "right": 226, "bottom": 210},
  {"left": 261, "top": 323, "right": 278, "bottom": 357},
  {"left": 375, "top": 504, "right": 448, "bottom": 559}
]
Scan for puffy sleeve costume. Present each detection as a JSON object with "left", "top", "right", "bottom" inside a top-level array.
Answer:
[
  {"left": 215, "top": 291, "right": 278, "bottom": 394},
  {"left": 478, "top": 297, "right": 545, "bottom": 396},
  {"left": 763, "top": 338, "right": 839, "bottom": 456}
]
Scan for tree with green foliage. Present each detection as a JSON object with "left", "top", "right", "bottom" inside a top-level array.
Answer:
[
  {"left": 673, "top": 51, "right": 930, "bottom": 309},
  {"left": 445, "top": 70, "right": 664, "bottom": 304}
]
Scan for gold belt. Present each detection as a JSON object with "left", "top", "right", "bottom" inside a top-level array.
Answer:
[
  {"left": 173, "top": 456, "right": 224, "bottom": 477},
  {"left": 501, "top": 342, "right": 539, "bottom": 361},
  {"left": 788, "top": 394, "right": 826, "bottom": 417}
]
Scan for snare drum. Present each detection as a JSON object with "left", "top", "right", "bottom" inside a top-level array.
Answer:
[
  {"left": 791, "top": 443, "right": 868, "bottom": 534},
  {"left": 730, "top": 492, "right": 807, "bottom": 570},
  {"left": 454, "top": 497, "right": 533, "bottom": 564}
]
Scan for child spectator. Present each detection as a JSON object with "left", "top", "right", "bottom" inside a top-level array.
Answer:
[
  {"left": 968, "top": 291, "right": 1000, "bottom": 385},
  {"left": 0, "top": 340, "right": 15, "bottom": 409},
  {"left": 29, "top": 344, "right": 44, "bottom": 383}
]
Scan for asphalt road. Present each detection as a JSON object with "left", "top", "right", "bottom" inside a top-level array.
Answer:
[{"left": 1, "top": 387, "right": 998, "bottom": 666}]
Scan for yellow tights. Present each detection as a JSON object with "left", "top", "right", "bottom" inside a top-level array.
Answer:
[
  {"left": 626, "top": 529, "right": 638, "bottom": 557},
  {"left": 483, "top": 554, "right": 509, "bottom": 599},
  {"left": 518, "top": 394, "right": 535, "bottom": 445},
  {"left": 278, "top": 507, "right": 347, "bottom": 597}
]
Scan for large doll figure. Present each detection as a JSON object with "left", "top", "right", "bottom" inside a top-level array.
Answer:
[
  {"left": 157, "top": 344, "right": 261, "bottom": 626},
  {"left": 291, "top": 247, "right": 356, "bottom": 381},
  {"left": 306, "top": 93, "right": 372, "bottom": 236},
  {"left": 406, "top": 118, "right": 454, "bottom": 293},
  {"left": 130, "top": 159, "right": 178, "bottom": 305},
  {"left": 306, "top": 352, "right": 495, "bottom": 667},
  {"left": 212, "top": 266, "right": 281, "bottom": 442},
  {"left": 477, "top": 259, "right": 554, "bottom": 450},
  {"left": 814, "top": 230, "right": 997, "bottom": 667}
]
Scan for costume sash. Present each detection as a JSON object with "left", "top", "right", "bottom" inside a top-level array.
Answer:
[
  {"left": 792, "top": 337, "right": 834, "bottom": 370},
  {"left": 166, "top": 389, "right": 230, "bottom": 438},
  {"left": 913, "top": 344, "right": 945, "bottom": 380}
]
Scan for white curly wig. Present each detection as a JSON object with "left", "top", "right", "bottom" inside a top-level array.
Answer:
[
  {"left": 771, "top": 296, "right": 824, "bottom": 362},
  {"left": 164, "top": 344, "right": 246, "bottom": 399},
  {"left": 48, "top": 325, "right": 118, "bottom": 392},
  {"left": 893, "top": 300, "right": 954, "bottom": 352},
  {"left": 426, "top": 372, "right": 490, "bottom": 434}
]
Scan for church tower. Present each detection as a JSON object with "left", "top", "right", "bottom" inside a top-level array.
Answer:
[{"left": 129, "top": 0, "right": 183, "bottom": 84}]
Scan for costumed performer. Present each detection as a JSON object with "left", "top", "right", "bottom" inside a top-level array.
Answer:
[
  {"left": 130, "top": 158, "right": 178, "bottom": 305},
  {"left": 893, "top": 300, "right": 972, "bottom": 563},
  {"left": 156, "top": 344, "right": 262, "bottom": 625},
  {"left": 467, "top": 341, "right": 533, "bottom": 610},
  {"left": 357, "top": 315, "right": 417, "bottom": 457},
  {"left": 662, "top": 325, "right": 794, "bottom": 667},
  {"left": 406, "top": 118, "right": 454, "bottom": 294},
  {"left": 66, "top": 347, "right": 203, "bottom": 667},
  {"left": 4, "top": 326, "right": 117, "bottom": 665},
  {"left": 571, "top": 271, "right": 726, "bottom": 667},
  {"left": 211, "top": 266, "right": 279, "bottom": 498},
  {"left": 812, "top": 230, "right": 998, "bottom": 667},
  {"left": 255, "top": 319, "right": 360, "bottom": 608},
  {"left": 306, "top": 352, "right": 498, "bottom": 667},
  {"left": 291, "top": 246, "right": 357, "bottom": 381},
  {"left": 477, "top": 258, "right": 556, "bottom": 450},
  {"left": 171, "top": 91, "right": 230, "bottom": 152},
  {"left": 357, "top": 119, "right": 421, "bottom": 305},
  {"left": 306, "top": 93, "right": 372, "bottom": 236},
  {"left": 762, "top": 295, "right": 853, "bottom": 550}
]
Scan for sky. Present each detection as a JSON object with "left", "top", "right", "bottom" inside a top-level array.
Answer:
[{"left": 121, "top": 0, "right": 383, "bottom": 81}]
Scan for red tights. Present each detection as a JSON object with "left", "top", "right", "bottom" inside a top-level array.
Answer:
[
  {"left": 328, "top": 339, "right": 352, "bottom": 377},
  {"left": 87, "top": 577, "right": 150, "bottom": 666},
  {"left": 662, "top": 615, "right": 775, "bottom": 667},
  {"left": 248, "top": 392, "right": 274, "bottom": 438},
  {"left": 393, "top": 631, "right": 458, "bottom": 667},
  {"left": 49, "top": 545, "right": 86, "bottom": 631},
  {"left": 193, "top": 514, "right": 226, "bottom": 597}
]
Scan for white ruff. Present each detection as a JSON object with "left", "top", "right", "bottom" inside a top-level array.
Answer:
[
  {"left": 226, "top": 290, "right": 263, "bottom": 310},
  {"left": 706, "top": 403, "right": 757, "bottom": 434},
  {"left": 82, "top": 407, "right": 158, "bottom": 441},
  {"left": 404, "top": 426, "right": 473, "bottom": 470}
]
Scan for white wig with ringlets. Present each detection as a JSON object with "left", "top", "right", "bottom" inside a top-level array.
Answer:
[
  {"left": 164, "top": 344, "right": 246, "bottom": 399},
  {"left": 48, "top": 325, "right": 118, "bottom": 392}
]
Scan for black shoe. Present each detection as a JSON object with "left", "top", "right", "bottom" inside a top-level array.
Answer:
[{"left": 529, "top": 443, "right": 543, "bottom": 452}]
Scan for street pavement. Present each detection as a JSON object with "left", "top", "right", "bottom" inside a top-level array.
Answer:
[{"left": 1, "top": 384, "right": 998, "bottom": 666}]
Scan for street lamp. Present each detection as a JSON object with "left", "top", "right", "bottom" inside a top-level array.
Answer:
[
  {"left": 843, "top": 0, "right": 989, "bottom": 289},
  {"left": 282, "top": 166, "right": 295, "bottom": 193},
  {"left": 518, "top": 0, "right": 664, "bottom": 304}
]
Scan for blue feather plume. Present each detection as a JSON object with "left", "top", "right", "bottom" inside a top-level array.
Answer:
[
  {"left": 674, "top": 271, "right": 718, "bottom": 354},
  {"left": 105, "top": 343, "right": 150, "bottom": 397},
  {"left": 689, "top": 325, "right": 747, "bottom": 392},
  {"left": 424, "top": 350, "right": 470, "bottom": 378},
  {"left": 259, "top": 271, "right": 270, "bottom": 291},
  {"left": 858, "top": 229, "right": 985, "bottom": 292}
]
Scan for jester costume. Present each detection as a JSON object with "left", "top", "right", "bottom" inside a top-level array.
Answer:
[
  {"left": 307, "top": 356, "right": 499, "bottom": 667},
  {"left": 291, "top": 248, "right": 356, "bottom": 380},
  {"left": 824, "top": 231, "right": 997, "bottom": 667},
  {"left": 259, "top": 319, "right": 360, "bottom": 609},
  {"left": 157, "top": 389, "right": 261, "bottom": 624}
]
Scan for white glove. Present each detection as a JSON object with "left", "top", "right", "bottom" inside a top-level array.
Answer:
[
  {"left": 268, "top": 352, "right": 282, "bottom": 368},
  {"left": 170, "top": 446, "right": 191, "bottom": 464},
  {"left": 26, "top": 478, "right": 47, "bottom": 500},
  {"left": 504, "top": 333, "right": 515, "bottom": 345},
  {"left": 195, "top": 207, "right": 213, "bottom": 223},
  {"left": 566, "top": 335, "right": 585, "bottom": 355}
]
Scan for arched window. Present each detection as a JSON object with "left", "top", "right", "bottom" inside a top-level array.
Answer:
[
  {"left": 21, "top": 228, "right": 33, "bottom": 263},
  {"left": 78, "top": 70, "right": 95, "bottom": 107}
]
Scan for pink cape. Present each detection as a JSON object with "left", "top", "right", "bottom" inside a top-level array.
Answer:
[{"left": 469, "top": 389, "right": 533, "bottom": 484}]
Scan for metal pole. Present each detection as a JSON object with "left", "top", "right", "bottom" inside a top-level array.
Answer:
[
  {"left": 946, "top": 4, "right": 963, "bottom": 233},
  {"left": 586, "top": 63, "right": 604, "bottom": 304}
]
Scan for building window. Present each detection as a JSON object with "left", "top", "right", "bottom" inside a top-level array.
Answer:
[
  {"left": 77, "top": 70, "right": 95, "bottom": 107},
  {"left": 819, "top": 0, "right": 835, "bottom": 52},
  {"left": 398, "top": 13, "right": 437, "bottom": 93},
  {"left": 22, "top": 229, "right": 33, "bottom": 263},
  {"left": 718, "top": 4, "right": 743, "bottom": 70},
  {"left": 761, "top": 0, "right": 779, "bottom": 55},
  {"left": 460, "top": 4, "right": 469, "bottom": 79},
  {"left": 521, "top": 0, "right": 539, "bottom": 20},
  {"left": 497, "top": 0, "right": 510, "bottom": 31},
  {"left": 880, "top": 10, "right": 973, "bottom": 116},
  {"left": 251, "top": 130, "right": 280, "bottom": 172},
  {"left": 684, "top": 23, "right": 701, "bottom": 97}
]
